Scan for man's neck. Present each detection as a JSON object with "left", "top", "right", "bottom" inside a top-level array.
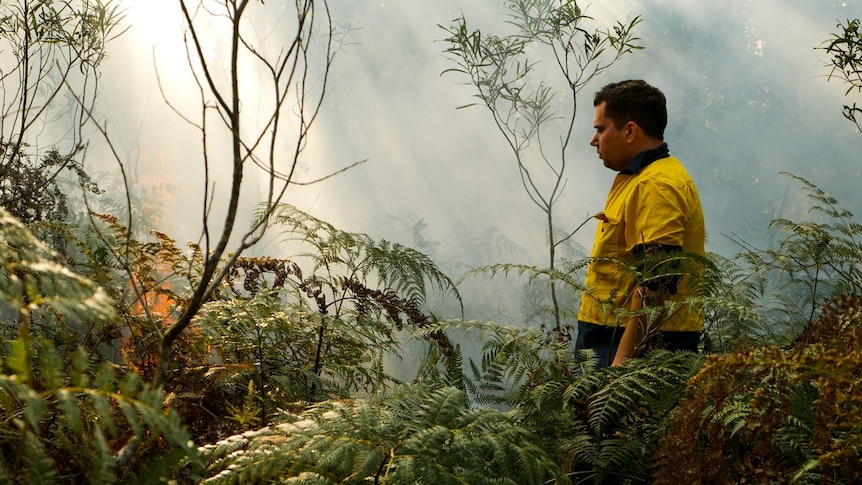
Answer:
[{"left": 620, "top": 142, "right": 670, "bottom": 175}]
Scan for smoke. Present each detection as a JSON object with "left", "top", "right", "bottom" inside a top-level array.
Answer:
[
  {"left": 300, "top": 0, "right": 861, "bottom": 258},
  {"left": 589, "top": 0, "right": 861, "bottom": 254},
  {"left": 100, "top": 0, "right": 861, "bottom": 325}
]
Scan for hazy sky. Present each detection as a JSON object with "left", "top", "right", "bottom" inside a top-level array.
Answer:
[
  {"left": 101, "top": 0, "right": 861, "bottom": 319},
  {"left": 311, "top": 0, "right": 861, "bottom": 256},
  {"left": 296, "top": 0, "right": 861, "bottom": 251}
]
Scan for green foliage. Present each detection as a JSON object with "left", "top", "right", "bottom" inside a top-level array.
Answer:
[
  {"left": 226, "top": 380, "right": 263, "bottom": 429},
  {"left": 75, "top": 213, "right": 205, "bottom": 382},
  {"left": 0, "top": 206, "right": 115, "bottom": 327},
  {"left": 719, "top": 173, "right": 862, "bottom": 344},
  {"left": 0, "top": 337, "right": 197, "bottom": 484},
  {"left": 0, "top": 0, "right": 125, "bottom": 228},
  {"left": 699, "top": 251, "right": 772, "bottom": 351},
  {"left": 0, "top": 145, "right": 103, "bottom": 227},
  {"left": 0, "top": 0, "right": 125, "bottom": 65},
  {"left": 1, "top": 207, "right": 197, "bottom": 482},
  {"left": 194, "top": 290, "right": 356, "bottom": 417},
  {"left": 415, "top": 319, "right": 565, "bottom": 407},
  {"left": 441, "top": 0, "right": 641, "bottom": 121},
  {"left": 460, "top": 262, "right": 584, "bottom": 333},
  {"left": 267, "top": 204, "right": 461, "bottom": 310},
  {"left": 262, "top": 204, "right": 460, "bottom": 394},
  {"left": 769, "top": 173, "right": 862, "bottom": 300},
  {"left": 822, "top": 18, "right": 862, "bottom": 131},
  {"left": 196, "top": 385, "right": 564, "bottom": 484},
  {"left": 178, "top": 204, "right": 464, "bottom": 435},
  {"left": 421, "top": 317, "right": 704, "bottom": 484}
]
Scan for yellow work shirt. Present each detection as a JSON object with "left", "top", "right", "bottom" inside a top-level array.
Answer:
[{"left": 577, "top": 155, "right": 706, "bottom": 332}]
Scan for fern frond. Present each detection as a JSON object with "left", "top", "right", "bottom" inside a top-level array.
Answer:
[
  {"left": 0, "top": 207, "right": 116, "bottom": 322},
  {"left": 199, "top": 384, "right": 562, "bottom": 484},
  {"left": 283, "top": 471, "right": 338, "bottom": 484},
  {"left": 1, "top": 337, "right": 196, "bottom": 483},
  {"left": 712, "top": 400, "right": 752, "bottom": 438},
  {"left": 560, "top": 367, "right": 604, "bottom": 405},
  {"left": 773, "top": 414, "right": 815, "bottom": 464},
  {"left": 411, "top": 319, "right": 556, "bottom": 405},
  {"left": 458, "top": 262, "right": 587, "bottom": 294},
  {"left": 595, "top": 436, "right": 646, "bottom": 480},
  {"left": 588, "top": 368, "right": 654, "bottom": 435},
  {"left": 268, "top": 204, "right": 462, "bottom": 311}
]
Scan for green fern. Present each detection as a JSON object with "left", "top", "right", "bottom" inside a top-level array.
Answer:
[
  {"left": 0, "top": 207, "right": 115, "bottom": 323},
  {"left": 419, "top": 320, "right": 563, "bottom": 406},
  {"left": 197, "top": 385, "right": 563, "bottom": 484},
  {"left": 760, "top": 173, "right": 862, "bottom": 326},
  {"left": 509, "top": 348, "right": 702, "bottom": 483},
  {"left": 1, "top": 337, "right": 197, "bottom": 483},
  {"left": 700, "top": 252, "right": 772, "bottom": 350},
  {"left": 267, "top": 204, "right": 462, "bottom": 310},
  {"left": 195, "top": 205, "right": 465, "bottom": 408}
]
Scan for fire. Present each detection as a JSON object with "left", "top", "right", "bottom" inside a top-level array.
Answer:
[
  {"left": 126, "top": 148, "right": 180, "bottom": 332},
  {"left": 133, "top": 148, "right": 177, "bottom": 230},
  {"left": 123, "top": 233, "right": 183, "bottom": 378},
  {"left": 131, "top": 280, "right": 176, "bottom": 326}
]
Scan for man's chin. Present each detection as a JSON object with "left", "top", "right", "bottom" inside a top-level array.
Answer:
[{"left": 602, "top": 160, "right": 623, "bottom": 172}]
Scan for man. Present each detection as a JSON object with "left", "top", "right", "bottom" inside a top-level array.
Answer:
[{"left": 575, "top": 80, "right": 706, "bottom": 367}]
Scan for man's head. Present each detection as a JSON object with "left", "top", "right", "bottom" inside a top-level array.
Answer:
[{"left": 590, "top": 80, "right": 667, "bottom": 171}]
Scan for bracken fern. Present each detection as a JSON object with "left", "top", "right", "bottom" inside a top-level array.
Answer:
[{"left": 197, "top": 384, "right": 564, "bottom": 484}]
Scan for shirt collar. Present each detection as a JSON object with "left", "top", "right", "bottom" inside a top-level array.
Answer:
[{"left": 620, "top": 142, "right": 669, "bottom": 175}]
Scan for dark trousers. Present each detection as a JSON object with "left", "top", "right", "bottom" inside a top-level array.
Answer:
[{"left": 574, "top": 320, "right": 701, "bottom": 368}]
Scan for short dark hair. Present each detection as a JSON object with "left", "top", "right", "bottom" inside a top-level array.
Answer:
[{"left": 593, "top": 80, "right": 667, "bottom": 140}]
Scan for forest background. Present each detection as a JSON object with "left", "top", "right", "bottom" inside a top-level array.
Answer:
[{"left": 1, "top": 0, "right": 862, "bottom": 483}]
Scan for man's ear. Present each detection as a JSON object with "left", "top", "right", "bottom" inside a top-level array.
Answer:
[{"left": 625, "top": 121, "right": 638, "bottom": 141}]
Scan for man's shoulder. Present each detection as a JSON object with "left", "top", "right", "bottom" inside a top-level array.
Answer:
[{"left": 641, "top": 156, "right": 695, "bottom": 184}]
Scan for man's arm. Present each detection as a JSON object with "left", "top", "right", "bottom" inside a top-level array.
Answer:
[
  {"left": 612, "top": 243, "right": 680, "bottom": 366},
  {"left": 612, "top": 286, "right": 646, "bottom": 366}
]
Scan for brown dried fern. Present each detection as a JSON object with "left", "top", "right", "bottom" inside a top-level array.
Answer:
[{"left": 652, "top": 296, "right": 862, "bottom": 484}]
